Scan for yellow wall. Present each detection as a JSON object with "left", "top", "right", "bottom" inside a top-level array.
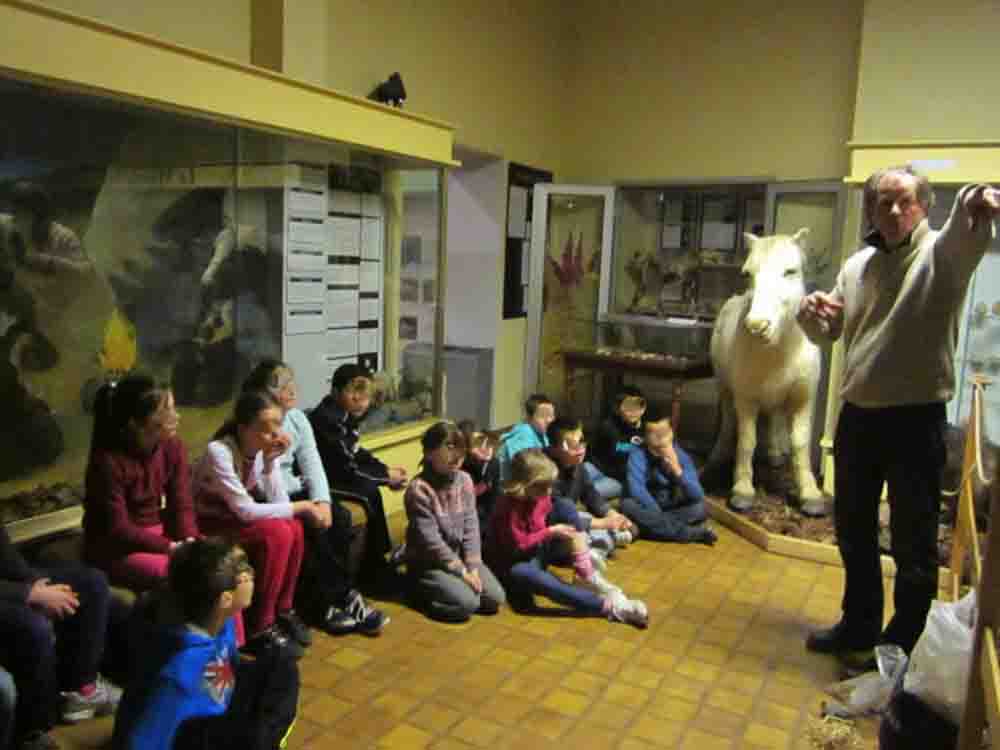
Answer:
[
  {"left": 30, "top": 0, "right": 251, "bottom": 62},
  {"left": 495, "top": 318, "right": 528, "bottom": 428},
  {"left": 853, "top": 0, "right": 999, "bottom": 143},
  {"left": 562, "top": 0, "right": 863, "bottom": 183},
  {"left": 325, "top": 0, "right": 569, "bottom": 175}
]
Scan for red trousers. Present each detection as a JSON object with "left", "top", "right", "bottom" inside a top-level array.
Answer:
[{"left": 201, "top": 517, "right": 305, "bottom": 636}]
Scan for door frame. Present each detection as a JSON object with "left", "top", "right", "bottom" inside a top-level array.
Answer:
[{"left": 525, "top": 184, "right": 615, "bottom": 395}]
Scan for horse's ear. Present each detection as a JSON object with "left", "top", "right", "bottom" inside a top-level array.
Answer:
[
  {"left": 743, "top": 232, "right": 758, "bottom": 250},
  {"left": 792, "top": 227, "right": 811, "bottom": 248}
]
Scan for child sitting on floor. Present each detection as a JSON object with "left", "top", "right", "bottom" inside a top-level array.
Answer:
[
  {"left": 588, "top": 386, "right": 648, "bottom": 498},
  {"left": 404, "top": 422, "right": 506, "bottom": 622},
  {"left": 545, "top": 417, "right": 638, "bottom": 553},
  {"left": 623, "top": 414, "right": 717, "bottom": 545},
  {"left": 458, "top": 420, "right": 500, "bottom": 538},
  {"left": 113, "top": 539, "right": 298, "bottom": 750},
  {"left": 497, "top": 394, "right": 555, "bottom": 483},
  {"left": 485, "top": 449, "right": 648, "bottom": 628}
]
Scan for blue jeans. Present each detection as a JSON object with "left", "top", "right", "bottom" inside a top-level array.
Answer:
[
  {"left": 547, "top": 497, "right": 614, "bottom": 553},
  {"left": 581, "top": 462, "right": 623, "bottom": 504},
  {"left": 505, "top": 541, "right": 604, "bottom": 615},
  {"left": 620, "top": 493, "right": 707, "bottom": 543}
]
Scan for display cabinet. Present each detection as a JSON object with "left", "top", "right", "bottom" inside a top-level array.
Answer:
[{"left": 0, "top": 3, "right": 454, "bottom": 525}]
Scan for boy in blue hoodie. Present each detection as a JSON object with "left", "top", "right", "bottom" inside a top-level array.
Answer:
[
  {"left": 113, "top": 539, "right": 298, "bottom": 750},
  {"left": 497, "top": 394, "right": 555, "bottom": 483},
  {"left": 623, "top": 414, "right": 717, "bottom": 545}
]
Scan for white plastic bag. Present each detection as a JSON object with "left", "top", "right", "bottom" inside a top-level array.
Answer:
[
  {"left": 903, "top": 590, "right": 977, "bottom": 726},
  {"left": 823, "top": 644, "right": 908, "bottom": 718}
]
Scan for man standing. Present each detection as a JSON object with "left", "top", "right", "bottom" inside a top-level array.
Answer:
[{"left": 798, "top": 166, "right": 1000, "bottom": 669}]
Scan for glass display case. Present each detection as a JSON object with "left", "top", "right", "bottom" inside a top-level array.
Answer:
[
  {"left": 603, "top": 184, "right": 766, "bottom": 323},
  {"left": 0, "top": 75, "right": 446, "bottom": 522}
]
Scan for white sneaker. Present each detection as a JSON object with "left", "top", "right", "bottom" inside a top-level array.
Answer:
[
  {"left": 61, "top": 675, "right": 121, "bottom": 723},
  {"left": 589, "top": 547, "right": 608, "bottom": 573},
  {"left": 574, "top": 570, "right": 621, "bottom": 597},
  {"left": 612, "top": 529, "right": 634, "bottom": 547},
  {"left": 606, "top": 590, "right": 649, "bottom": 629}
]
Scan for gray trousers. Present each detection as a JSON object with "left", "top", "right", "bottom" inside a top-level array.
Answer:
[{"left": 408, "top": 564, "right": 506, "bottom": 623}]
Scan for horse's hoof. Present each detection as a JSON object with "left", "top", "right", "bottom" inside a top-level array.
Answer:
[
  {"left": 728, "top": 494, "right": 755, "bottom": 513},
  {"left": 799, "top": 496, "right": 831, "bottom": 518}
]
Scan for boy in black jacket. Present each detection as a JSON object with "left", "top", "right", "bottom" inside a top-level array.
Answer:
[
  {"left": 589, "top": 386, "right": 647, "bottom": 494},
  {"left": 0, "top": 526, "right": 119, "bottom": 750},
  {"left": 309, "top": 364, "right": 408, "bottom": 586}
]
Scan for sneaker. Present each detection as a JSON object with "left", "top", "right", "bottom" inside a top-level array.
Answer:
[
  {"left": 16, "top": 731, "right": 59, "bottom": 750},
  {"left": 345, "top": 590, "right": 390, "bottom": 636},
  {"left": 277, "top": 610, "right": 312, "bottom": 647},
  {"left": 321, "top": 606, "right": 358, "bottom": 635},
  {"left": 588, "top": 547, "right": 608, "bottom": 573},
  {"left": 574, "top": 570, "right": 621, "bottom": 597},
  {"left": 61, "top": 675, "right": 122, "bottom": 723},
  {"left": 605, "top": 590, "right": 649, "bottom": 629},
  {"left": 612, "top": 529, "right": 634, "bottom": 547},
  {"left": 243, "top": 624, "right": 304, "bottom": 660}
]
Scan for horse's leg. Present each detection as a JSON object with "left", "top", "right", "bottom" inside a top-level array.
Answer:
[
  {"left": 765, "top": 410, "right": 788, "bottom": 468},
  {"left": 708, "top": 386, "right": 736, "bottom": 468},
  {"left": 786, "top": 398, "right": 826, "bottom": 517},
  {"left": 729, "top": 398, "right": 759, "bottom": 512}
]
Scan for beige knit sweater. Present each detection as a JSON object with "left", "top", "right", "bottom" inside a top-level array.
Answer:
[{"left": 800, "top": 185, "right": 995, "bottom": 408}]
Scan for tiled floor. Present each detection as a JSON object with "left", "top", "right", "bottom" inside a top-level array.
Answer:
[{"left": 54, "top": 517, "right": 888, "bottom": 750}]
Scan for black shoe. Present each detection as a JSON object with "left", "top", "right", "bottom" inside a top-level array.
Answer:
[
  {"left": 243, "top": 625, "right": 305, "bottom": 660},
  {"left": 806, "top": 621, "right": 871, "bottom": 655},
  {"left": 277, "top": 610, "right": 312, "bottom": 647},
  {"left": 345, "top": 590, "right": 389, "bottom": 636},
  {"left": 321, "top": 606, "right": 358, "bottom": 635}
]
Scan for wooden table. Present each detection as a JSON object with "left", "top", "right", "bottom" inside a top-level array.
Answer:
[{"left": 562, "top": 348, "right": 713, "bottom": 429}]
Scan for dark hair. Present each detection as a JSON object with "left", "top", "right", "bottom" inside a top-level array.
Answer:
[
  {"left": 330, "top": 362, "right": 373, "bottom": 392},
  {"left": 524, "top": 393, "right": 553, "bottom": 417},
  {"left": 168, "top": 538, "right": 247, "bottom": 626},
  {"left": 421, "top": 421, "right": 467, "bottom": 455},
  {"left": 242, "top": 358, "right": 293, "bottom": 394},
  {"left": 458, "top": 419, "right": 500, "bottom": 455},
  {"left": 547, "top": 416, "right": 583, "bottom": 446},
  {"left": 213, "top": 390, "right": 281, "bottom": 441},
  {"left": 89, "top": 374, "right": 169, "bottom": 455},
  {"left": 865, "top": 165, "right": 935, "bottom": 228},
  {"left": 615, "top": 386, "right": 646, "bottom": 408},
  {"left": 8, "top": 180, "right": 52, "bottom": 244}
]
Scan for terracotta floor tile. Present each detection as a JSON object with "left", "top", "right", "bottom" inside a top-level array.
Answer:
[
  {"left": 752, "top": 701, "right": 801, "bottom": 731},
  {"left": 299, "top": 693, "right": 355, "bottom": 727},
  {"left": 378, "top": 723, "right": 435, "bottom": 749},
  {"left": 604, "top": 680, "right": 652, "bottom": 708},
  {"left": 408, "top": 702, "right": 463, "bottom": 733},
  {"left": 691, "top": 705, "right": 748, "bottom": 739},
  {"left": 743, "top": 722, "right": 791, "bottom": 749},
  {"left": 679, "top": 729, "right": 734, "bottom": 750},
  {"left": 449, "top": 717, "right": 505, "bottom": 748},
  {"left": 628, "top": 716, "right": 684, "bottom": 747}
]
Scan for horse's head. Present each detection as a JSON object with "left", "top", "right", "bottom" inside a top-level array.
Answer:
[{"left": 741, "top": 228, "right": 810, "bottom": 344}]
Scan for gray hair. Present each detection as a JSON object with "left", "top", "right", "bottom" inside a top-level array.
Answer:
[{"left": 863, "top": 164, "right": 935, "bottom": 228}]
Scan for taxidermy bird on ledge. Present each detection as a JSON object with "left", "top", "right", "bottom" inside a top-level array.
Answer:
[{"left": 369, "top": 72, "right": 406, "bottom": 107}]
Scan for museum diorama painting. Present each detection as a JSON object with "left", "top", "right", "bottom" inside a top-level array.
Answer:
[{"left": 0, "top": 78, "right": 439, "bottom": 524}]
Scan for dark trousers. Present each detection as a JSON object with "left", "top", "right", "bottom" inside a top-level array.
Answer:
[
  {"left": 834, "top": 401, "right": 946, "bottom": 653},
  {"left": 331, "top": 479, "right": 392, "bottom": 575},
  {"left": 620, "top": 493, "right": 706, "bottom": 543},
  {"left": 174, "top": 646, "right": 299, "bottom": 750},
  {"left": 297, "top": 501, "right": 356, "bottom": 616},
  {"left": 504, "top": 541, "right": 604, "bottom": 615},
  {"left": 0, "top": 565, "right": 110, "bottom": 736}
]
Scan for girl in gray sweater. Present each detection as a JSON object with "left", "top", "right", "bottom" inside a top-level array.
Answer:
[{"left": 404, "top": 422, "right": 506, "bottom": 622}]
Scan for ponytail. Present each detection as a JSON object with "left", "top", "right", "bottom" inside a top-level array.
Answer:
[{"left": 89, "top": 374, "right": 167, "bottom": 455}]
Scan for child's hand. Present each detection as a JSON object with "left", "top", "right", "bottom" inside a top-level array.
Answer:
[
  {"left": 462, "top": 568, "right": 483, "bottom": 593},
  {"left": 388, "top": 467, "right": 409, "bottom": 489},
  {"left": 548, "top": 524, "right": 577, "bottom": 539},
  {"left": 28, "top": 579, "right": 79, "bottom": 619}
]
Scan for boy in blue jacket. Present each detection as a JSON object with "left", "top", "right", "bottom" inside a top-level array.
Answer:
[
  {"left": 497, "top": 394, "right": 555, "bottom": 482},
  {"left": 623, "top": 414, "right": 717, "bottom": 545},
  {"left": 113, "top": 539, "right": 298, "bottom": 750}
]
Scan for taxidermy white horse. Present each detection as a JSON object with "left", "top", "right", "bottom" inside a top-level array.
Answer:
[{"left": 707, "top": 229, "right": 826, "bottom": 516}]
